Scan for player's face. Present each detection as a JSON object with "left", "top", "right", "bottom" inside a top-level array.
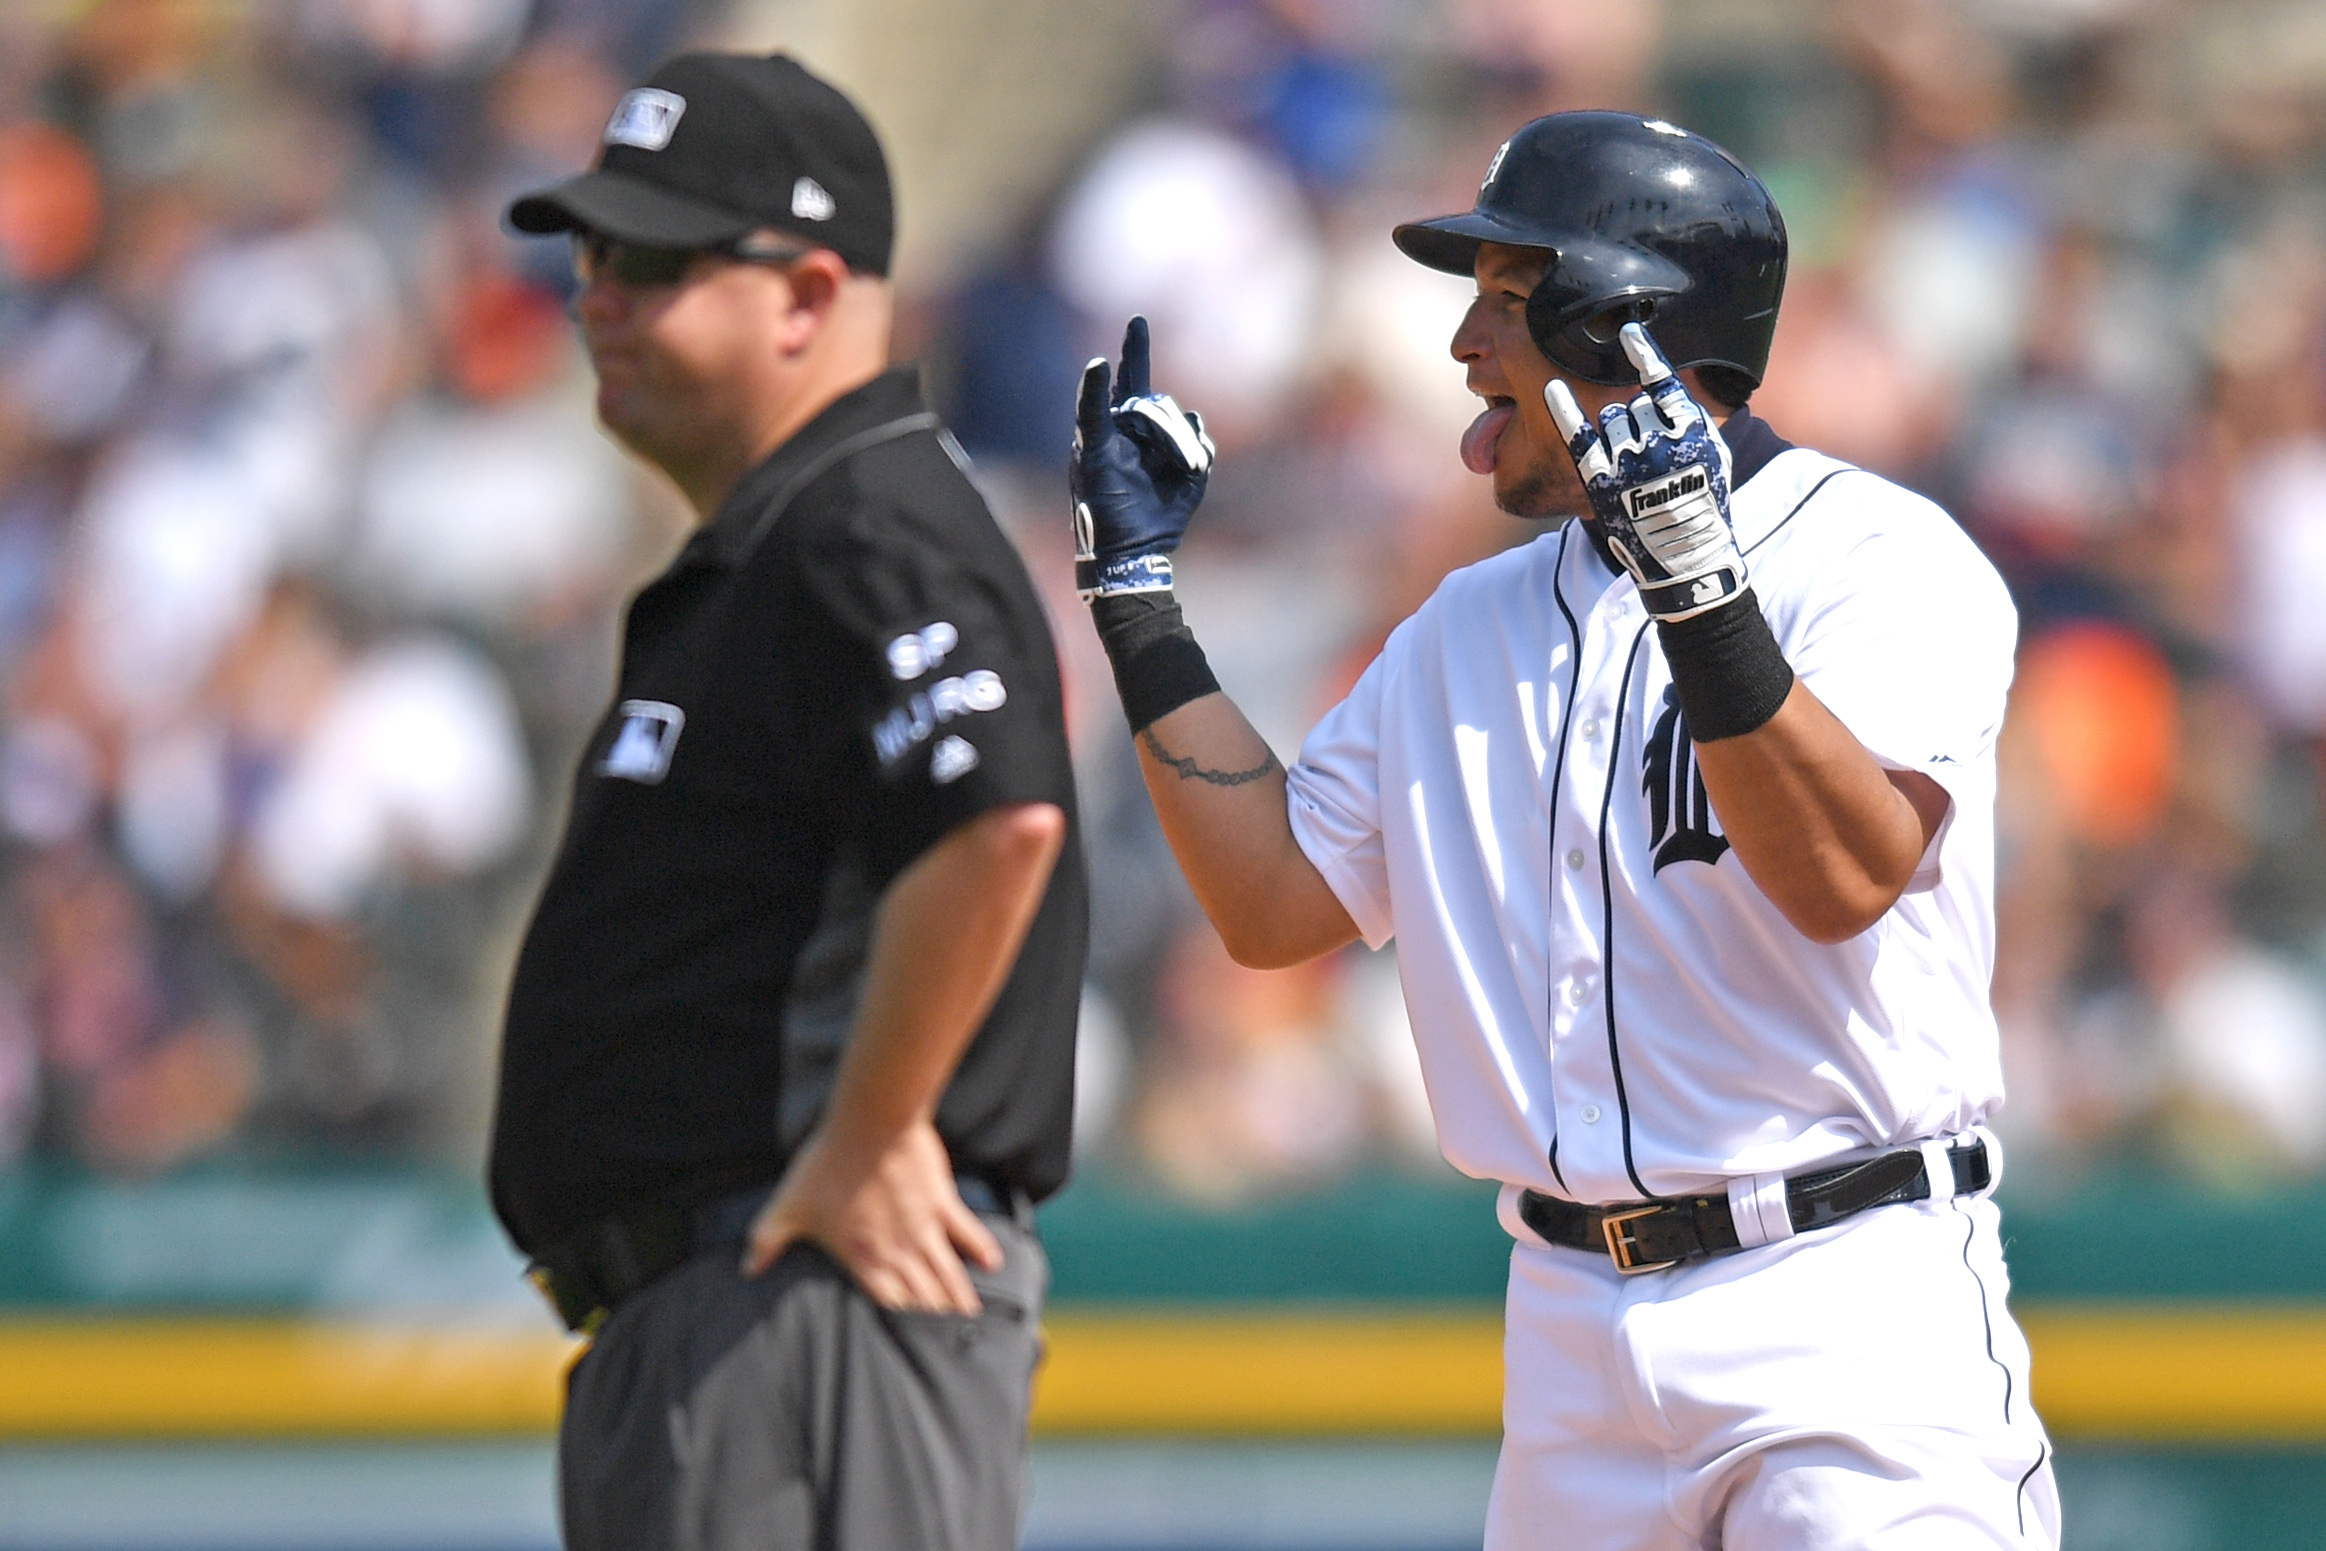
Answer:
[
  {"left": 571, "top": 238, "right": 804, "bottom": 471},
  {"left": 1452, "top": 243, "right": 1633, "bottom": 520}
]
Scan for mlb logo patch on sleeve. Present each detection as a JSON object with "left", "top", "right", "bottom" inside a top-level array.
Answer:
[{"left": 600, "top": 700, "right": 685, "bottom": 783}]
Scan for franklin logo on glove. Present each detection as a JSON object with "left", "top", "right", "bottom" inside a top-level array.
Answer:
[{"left": 1629, "top": 469, "right": 1705, "bottom": 516}]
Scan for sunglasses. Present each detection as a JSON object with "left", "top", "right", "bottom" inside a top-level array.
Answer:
[{"left": 572, "top": 232, "right": 814, "bottom": 288}]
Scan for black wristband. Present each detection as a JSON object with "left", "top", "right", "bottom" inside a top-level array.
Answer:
[
  {"left": 1090, "top": 591, "right": 1221, "bottom": 734},
  {"left": 1653, "top": 587, "right": 1794, "bottom": 742}
]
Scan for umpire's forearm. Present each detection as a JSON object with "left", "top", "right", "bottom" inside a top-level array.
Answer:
[
  {"left": 1133, "top": 695, "right": 1359, "bottom": 969},
  {"left": 814, "top": 803, "right": 1065, "bottom": 1161}
]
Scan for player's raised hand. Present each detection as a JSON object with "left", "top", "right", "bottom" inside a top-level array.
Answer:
[
  {"left": 1546, "top": 323, "right": 1744, "bottom": 622},
  {"left": 1071, "top": 315, "right": 1216, "bottom": 602}
]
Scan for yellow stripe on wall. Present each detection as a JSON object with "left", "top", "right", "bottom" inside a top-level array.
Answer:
[
  {"left": 1034, "top": 1310, "right": 1506, "bottom": 1434},
  {"left": 0, "top": 1321, "right": 577, "bottom": 1437},
  {"left": 2018, "top": 1306, "right": 2326, "bottom": 1441},
  {"left": 2, "top": 1305, "right": 2324, "bottom": 1440}
]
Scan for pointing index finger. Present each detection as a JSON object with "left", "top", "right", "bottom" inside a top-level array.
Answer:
[
  {"left": 1116, "top": 315, "right": 1151, "bottom": 402},
  {"left": 1545, "top": 380, "right": 1614, "bottom": 482},
  {"left": 1620, "top": 321, "right": 1673, "bottom": 386},
  {"left": 1544, "top": 378, "right": 1587, "bottom": 443},
  {"left": 1621, "top": 323, "right": 1700, "bottom": 433}
]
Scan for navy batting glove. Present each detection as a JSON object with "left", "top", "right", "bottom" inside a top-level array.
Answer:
[
  {"left": 1071, "top": 315, "right": 1215, "bottom": 602},
  {"left": 1546, "top": 323, "right": 1743, "bottom": 622}
]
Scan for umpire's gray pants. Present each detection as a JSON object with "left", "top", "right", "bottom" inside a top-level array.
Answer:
[{"left": 558, "top": 1214, "right": 1047, "bottom": 1551}]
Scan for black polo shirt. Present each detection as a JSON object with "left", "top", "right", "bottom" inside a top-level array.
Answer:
[{"left": 489, "top": 368, "right": 1087, "bottom": 1256}]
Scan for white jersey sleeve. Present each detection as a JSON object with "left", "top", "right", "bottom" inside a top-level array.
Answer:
[
  {"left": 1755, "top": 470, "right": 2017, "bottom": 890},
  {"left": 1285, "top": 639, "right": 1396, "bottom": 949}
]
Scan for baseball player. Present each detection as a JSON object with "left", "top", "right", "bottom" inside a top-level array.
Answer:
[{"left": 1071, "top": 113, "right": 2059, "bottom": 1548}]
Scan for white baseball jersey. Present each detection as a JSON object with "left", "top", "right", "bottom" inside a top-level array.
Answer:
[{"left": 1286, "top": 437, "right": 2018, "bottom": 1207}]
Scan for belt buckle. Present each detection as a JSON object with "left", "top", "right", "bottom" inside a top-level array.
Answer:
[{"left": 1600, "top": 1205, "right": 1680, "bottom": 1275}]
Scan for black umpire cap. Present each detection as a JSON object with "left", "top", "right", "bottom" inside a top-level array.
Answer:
[{"left": 507, "top": 52, "right": 894, "bottom": 277}]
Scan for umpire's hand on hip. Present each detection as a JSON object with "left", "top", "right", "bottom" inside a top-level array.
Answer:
[
  {"left": 1071, "top": 314, "right": 1215, "bottom": 601},
  {"left": 741, "top": 1118, "right": 1002, "bottom": 1313}
]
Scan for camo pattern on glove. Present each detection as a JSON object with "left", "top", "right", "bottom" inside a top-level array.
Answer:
[{"left": 1546, "top": 323, "right": 1743, "bottom": 622}]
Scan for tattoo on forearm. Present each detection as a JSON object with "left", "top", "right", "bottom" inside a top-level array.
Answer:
[{"left": 1140, "top": 729, "right": 1282, "bottom": 787}]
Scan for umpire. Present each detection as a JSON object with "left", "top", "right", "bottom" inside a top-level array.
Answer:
[{"left": 488, "top": 52, "right": 1087, "bottom": 1551}]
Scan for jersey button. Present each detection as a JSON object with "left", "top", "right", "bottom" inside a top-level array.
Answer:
[
  {"left": 1565, "top": 848, "right": 1585, "bottom": 871},
  {"left": 1580, "top": 717, "right": 1601, "bottom": 741},
  {"left": 1580, "top": 1103, "right": 1602, "bottom": 1124}
]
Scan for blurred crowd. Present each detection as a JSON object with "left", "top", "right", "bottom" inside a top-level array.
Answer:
[
  {"left": 2, "top": 0, "right": 2324, "bottom": 1201},
  {"left": 0, "top": 0, "right": 710, "bottom": 1170}
]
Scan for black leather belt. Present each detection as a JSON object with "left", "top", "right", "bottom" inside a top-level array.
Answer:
[
  {"left": 1519, "top": 1135, "right": 1992, "bottom": 1276},
  {"left": 527, "top": 1174, "right": 1031, "bottom": 1334}
]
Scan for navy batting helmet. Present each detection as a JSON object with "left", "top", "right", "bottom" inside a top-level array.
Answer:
[{"left": 1394, "top": 112, "right": 1788, "bottom": 388}]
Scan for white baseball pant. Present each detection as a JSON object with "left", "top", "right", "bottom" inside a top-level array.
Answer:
[{"left": 1488, "top": 1192, "right": 2060, "bottom": 1550}]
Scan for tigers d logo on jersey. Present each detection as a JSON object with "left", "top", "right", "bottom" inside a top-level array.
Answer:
[{"left": 1642, "top": 686, "right": 1729, "bottom": 873}]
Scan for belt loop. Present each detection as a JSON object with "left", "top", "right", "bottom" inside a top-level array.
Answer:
[
  {"left": 1499, "top": 1183, "right": 1551, "bottom": 1246},
  {"left": 1725, "top": 1170, "right": 1794, "bottom": 1248},
  {"left": 1967, "top": 1125, "right": 2003, "bottom": 1196},
  {"left": 1918, "top": 1138, "right": 1956, "bottom": 1204}
]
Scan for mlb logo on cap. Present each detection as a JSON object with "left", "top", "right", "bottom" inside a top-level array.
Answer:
[
  {"left": 605, "top": 88, "right": 686, "bottom": 150},
  {"left": 506, "top": 52, "right": 896, "bottom": 277},
  {"left": 600, "top": 700, "right": 685, "bottom": 783}
]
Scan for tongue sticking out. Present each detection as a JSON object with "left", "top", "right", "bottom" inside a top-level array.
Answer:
[{"left": 1461, "top": 403, "right": 1516, "bottom": 475}]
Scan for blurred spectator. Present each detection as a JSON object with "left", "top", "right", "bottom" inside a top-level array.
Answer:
[
  {"left": 1134, "top": 924, "right": 1372, "bottom": 1202},
  {"left": 2232, "top": 396, "right": 2326, "bottom": 735},
  {"left": 2015, "top": 622, "right": 2180, "bottom": 850},
  {"left": 1048, "top": 116, "right": 1325, "bottom": 442},
  {"left": 2131, "top": 867, "right": 2326, "bottom": 1187},
  {"left": 244, "top": 621, "right": 530, "bottom": 923},
  {"left": 1446, "top": 0, "right": 1661, "bottom": 117},
  {"left": 0, "top": 3, "right": 621, "bottom": 1175},
  {"left": 0, "top": 122, "right": 105, "bottom": 287},
  {"left": 347, "top": 246, "right": 629, "bottom": 628},
  {"left": 1164, "top": 1, "right": 1394, "bottom": 196}
]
